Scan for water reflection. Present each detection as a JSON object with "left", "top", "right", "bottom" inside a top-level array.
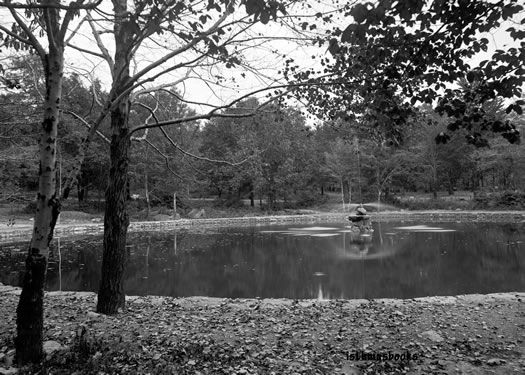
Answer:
[{"left": 0, "top": 222, "right": 524, "bottom": 300}]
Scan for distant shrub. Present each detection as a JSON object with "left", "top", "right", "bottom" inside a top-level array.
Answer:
[
  {"left": 393, "top": 197, "right": 473, "bottom": 211},
  {"left": 474, "top": 190, "right": 525, "bottom": 210},
  {"left": 294, "top": 191, "right": 329, "bottom": 208},
  {"left": 22, "top": 201, "right": 37, "bottom": 214}
]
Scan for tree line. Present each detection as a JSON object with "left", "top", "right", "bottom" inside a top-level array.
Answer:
[{"left": 2, "top": 60, "right": 524, "bottom": 212}]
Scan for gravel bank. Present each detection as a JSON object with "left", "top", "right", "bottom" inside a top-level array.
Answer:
[{"left": 0, "top": 285, "right": 523, "bottom": 374}]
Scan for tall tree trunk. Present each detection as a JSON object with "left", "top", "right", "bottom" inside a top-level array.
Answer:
[
  {"left": 96, "top": 101, "right": 131, "bottom": 314},
  {"left": 16, "top": 46, "right": 63, "bottom": 364},
  {"left": 96, "top": 0, "right": 133, "bottom": 314}
]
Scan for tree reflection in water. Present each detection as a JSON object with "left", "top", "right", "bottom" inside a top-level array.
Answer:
[{"left": 1, "top": 222, "right": 523, "bottom": 299}]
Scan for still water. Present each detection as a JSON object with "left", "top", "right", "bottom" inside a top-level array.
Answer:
[{"left": 1, "top": 222, "right": 524, "bottom": 299}]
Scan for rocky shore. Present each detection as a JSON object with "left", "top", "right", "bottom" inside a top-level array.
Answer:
[
  {"left": 1, "top": 210, "right": 524, "bottom": 242},
  {"left": 0, "top": 284, "right": 524, "bottom": 374}
]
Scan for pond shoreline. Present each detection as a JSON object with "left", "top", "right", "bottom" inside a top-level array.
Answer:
[
  {"left": 0, "top": 285, "right": 523, "bottom": 374},
  {"left": 1, "top": 210, "right": 524, "bottom": 241}
]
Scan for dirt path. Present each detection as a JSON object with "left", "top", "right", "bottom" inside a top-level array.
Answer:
[{"left": 0, "top": 286, "right": 523, "bottom": 374}]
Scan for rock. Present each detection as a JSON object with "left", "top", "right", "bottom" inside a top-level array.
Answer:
[
  {"left": 0, "top": 286, "right": 17, "bottom": 293},
  {"left": 453, "top": 361, "right": 480, "bottom": 374},
  {"left": 0, "top": 368, "right": 18, "bottom": 375},
  {"left": 153, "top": 214, "right": 172, "bottom": 221},
  {"left": 43, "top": 340, "right": 64, "bottom": 357},
  {"left": 149, "top": 297, "right": 164, "bottom": 306},
  {"left": 486, "top": 358, "right": 506, "bottom": 366},
  {"left": 4, "top": 350, "right": 14, "bottom": 368},
  {"left": 87, "top": 311, "right": 100, "bottom": 319},
  {"left": 421, "top": 330, "right": 444, "bottom": 343},
  {"left": 188, "top": 208, "right": 205, "bottom": 219},
  {"left": 340, "top": 361, "right": 361, "bottom": 374}
]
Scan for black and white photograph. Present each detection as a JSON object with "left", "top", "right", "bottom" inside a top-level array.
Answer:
[{"left": 0, "top": 0, "right": 524, "bottom": 373}]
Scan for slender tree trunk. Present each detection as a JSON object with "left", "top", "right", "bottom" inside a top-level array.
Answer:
[
  {"left": 16, "top": 46, "right": 63, "bottom": 364},
  {"left": 268, "top": 190, "right": 275, "bottom": 210},
  {"left": 144, "top": 146, "right": 150, "bottom": 218},
  {"left": 145, "top": 170, "right": 150, "bottom": 218},
  {"left": 432, "top": 166, "right": 438, "bottom": 199},
  {"left": 340, "top": 178, "right": 345, "bottom": 211},
  {"left": 342, "top": 178, "right": 350, "bottom": 204},
  {"left": 173, "top": 192, "right": 177, "bottom": 218}
]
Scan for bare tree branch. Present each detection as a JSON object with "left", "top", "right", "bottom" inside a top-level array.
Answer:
[
  {"left": 86, "top": 11, "right": 114, "bottom": 73},
  {"left": 135, "top": 101, "right": 252, "bottom": 167},
  {"left": 131, "top": 70, "right": 190, "bottom": 100},
  {"left": 129, "top": 79, "right": 326, "bottom": 134},
  {"left": 130, "top": 100, "right": 159, "bottom": 141},
  {"left": 116, "top": 6, "right": 233, "bottom": 101},
  {"left": 135, "top": 137, "right": 185, "bottom": 181},
  {"left": 63, "top": 109, "right": 110, "bottom": 144},
  {"left": 43, "top": 2, "right": 58, "bottom": 51},
  {"left": 65, "top": 14, "right": 86, "bottom": 44},
  {"left": 66, "top": 42, "right": 106, "bottom": 58},
  {"left": 58, "top": 0, "right": 86, "bottom": 41}
]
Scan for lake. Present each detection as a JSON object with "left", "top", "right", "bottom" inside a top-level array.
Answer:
[{"left": 1, "top": 221, "right": 524, "bottom": 299}]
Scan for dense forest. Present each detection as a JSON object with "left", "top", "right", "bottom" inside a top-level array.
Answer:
[{"left": 1, "top": 55, "right": 524, "bottom": 213}]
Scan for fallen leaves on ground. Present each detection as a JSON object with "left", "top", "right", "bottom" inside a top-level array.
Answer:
[{"left": 0, "top": 291, "right": 523, "bottom": 374}]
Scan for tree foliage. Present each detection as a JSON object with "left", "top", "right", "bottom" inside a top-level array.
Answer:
[{"left": 290, "top": 0, "right": 524, "bottom": 146}]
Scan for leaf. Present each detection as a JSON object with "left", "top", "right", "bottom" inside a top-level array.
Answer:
[
  {"left": 341, "top": 24, "right": 354, "bottom": 43},
  {"left": 260, "top": 11, "right": 270, "bottom": 24},
  {"left": 328, "top": 38, "right": 340, "bottom": 55},
  {"left": 350, "top": 4, "right": 368, "bottom": 24}
]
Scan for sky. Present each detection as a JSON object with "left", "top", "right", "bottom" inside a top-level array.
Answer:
[{"left": 0, "top": 0, "right": 523, "bottom": 124}]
